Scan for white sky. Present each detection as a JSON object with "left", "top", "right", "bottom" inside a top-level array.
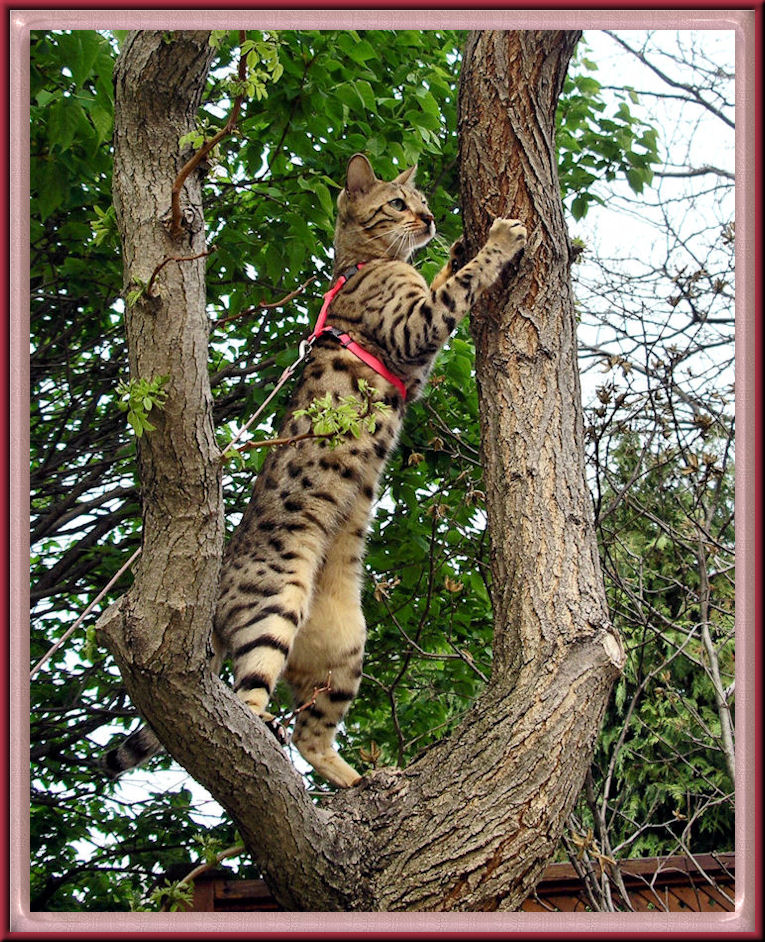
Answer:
[{"left": 572, "top": 29, "right": 735, "bottom": 407}]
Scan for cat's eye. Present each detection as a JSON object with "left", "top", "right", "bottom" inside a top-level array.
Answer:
[{"left": 389, "top": 198, "right": 407, "bottom": 212}]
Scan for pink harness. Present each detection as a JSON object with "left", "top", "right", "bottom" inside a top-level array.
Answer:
[{"left": 307, "top": 264, "right": 408, "bottom": 401}]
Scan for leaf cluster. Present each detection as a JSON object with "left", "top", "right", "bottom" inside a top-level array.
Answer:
[
  {"left": 293, "top": 378, "right": 392, "bottom": 446},
  {"left": 557, "top": 46, "right": 660, "bottom": 219},
  {"left": 116, "top": 375, "right": 170, "bottom": 437}
]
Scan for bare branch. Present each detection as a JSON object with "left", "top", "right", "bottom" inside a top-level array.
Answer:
[
  {"left": 604, "top": 31, "right": 735, "bottom": 129},
  {"left": 169, "top": 31, "right": 248, "bottom": 239}
]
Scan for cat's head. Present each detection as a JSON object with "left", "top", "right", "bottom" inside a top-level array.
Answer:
[{"left": 334, "top": 154, "right": 435, "bottom": 270}]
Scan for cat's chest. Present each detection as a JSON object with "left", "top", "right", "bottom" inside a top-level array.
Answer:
[{"left": 300, "top": 348, "right": 370, "bottom": 392}]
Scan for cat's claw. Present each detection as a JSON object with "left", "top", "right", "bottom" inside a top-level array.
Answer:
[
  {"left": 488, "top": 216, "right": 528, "bottom": 258},
  {"left": 264, "top": 716, "right": 288, "bottom": 746}
]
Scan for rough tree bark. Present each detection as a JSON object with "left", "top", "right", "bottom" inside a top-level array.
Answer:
[
  {"left": 99, "top": 29, "right": 624, "bottom": 912},
  {"left": 100, "top": 31, "right": 362, "bottom": 912}
]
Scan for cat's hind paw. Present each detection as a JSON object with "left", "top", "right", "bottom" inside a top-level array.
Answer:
[{"left": 298, "top": 745, "right": 362, "bottom": 788}]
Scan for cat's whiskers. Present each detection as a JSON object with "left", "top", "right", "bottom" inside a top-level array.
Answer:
[
  {"left": 361, "top": 223, "right": 410, "bottom": 262},
  {"left": 355, "top": 213, "right": 432, "bottom": 265},
  {"left": 390, "top": 223, "right": 425, "bottom": 262},
  {"left": 388, "top": 226, "right": 412, "bottom": 261}
]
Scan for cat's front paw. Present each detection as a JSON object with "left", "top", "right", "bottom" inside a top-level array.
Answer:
[{"left": 488, "top": 217, "right": 527, "bottom": 260}]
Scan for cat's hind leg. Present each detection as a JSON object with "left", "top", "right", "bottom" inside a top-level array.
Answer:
[
  {"left": 217, "top": 546, "right": 323, "bottom": 720},
  {"left": 289, "top": 660, "right": 364, "bottom": 788},
  {"left": 285, "top": 525, "right": 366, "bottom": 788}
]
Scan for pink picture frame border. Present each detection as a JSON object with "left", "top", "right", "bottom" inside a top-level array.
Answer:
[{"left": 6, "top": 4, "right": 760, "bottom": 936}]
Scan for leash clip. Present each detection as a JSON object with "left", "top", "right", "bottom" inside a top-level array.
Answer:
[
  {"left": 278, "top": 337, "right": 313, "bottom": 384},
  {"left": 298, "top": 337, "right": 313, "bottom": 362}
]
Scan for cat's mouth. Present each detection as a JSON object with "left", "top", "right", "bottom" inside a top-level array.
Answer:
[{"left": 414, "top": 217, "right": 436, "bottom": 247}]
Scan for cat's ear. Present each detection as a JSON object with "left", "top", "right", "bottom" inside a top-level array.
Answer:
[
  {"left": 393, "top": 164, "right": 417, "bottom": 187},
  {"left": 345, "top": 154, "right": 377, "bottom": 198}
]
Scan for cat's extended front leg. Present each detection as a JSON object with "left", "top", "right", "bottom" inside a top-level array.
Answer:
[
  {"left": 424, "top": 217, "right": 528, "bottom": 348},
  {"left": 438, "top": 216, "right": 526, "bottom": 308}
]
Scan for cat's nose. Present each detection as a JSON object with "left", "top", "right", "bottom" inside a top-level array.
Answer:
[{"left": 420, "top": 212, "right": 435, "bottom": 226}]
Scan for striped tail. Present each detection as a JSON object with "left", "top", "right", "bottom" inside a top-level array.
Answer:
[
  {"left": 100, "top": 716, "right": 289, "bottom": 778},
  {"left": 100, "top": 725, "right": 163, "bottom": 778}
]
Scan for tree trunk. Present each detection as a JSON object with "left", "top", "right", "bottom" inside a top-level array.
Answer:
[
  {"left": 100, "top": 28, "right": 624, "bottom": 912},
  {"left": 100, "top": 30, "right": 364, "bottom": 912}
]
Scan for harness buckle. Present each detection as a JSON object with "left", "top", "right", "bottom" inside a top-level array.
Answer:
[{"left": 323, "top": 326, "right": 352, "bottom": 347}]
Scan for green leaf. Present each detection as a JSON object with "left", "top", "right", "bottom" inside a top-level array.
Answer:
[
  {"left": 35, "top": 169, "right": 66, "bottom": 222},
  {"left": 354, "top": 79, "right": 377, "bottom": 111},
  {"left": 314, "top": 181, "right": 334, "bottom": 219},
  {"left": 127, "top": 411, "right": 142, "bottom": 436},
  {"left": 89, "top": 102, "right": 113, "bottom": 144},
  {"left": 47, "top": 99, "right": 84, "bottom": 153},
  {"left": 348, "top": 38, "right": 378, "bottom": 63},
  {"left": 626, "top": 167, "right": 645, "bottom": 193},
  {"left": 70, "top": 32, "right": 102, "bottom": 88},
  {"left": 571, "top": 193, "right": 589, "bottom": 220}
]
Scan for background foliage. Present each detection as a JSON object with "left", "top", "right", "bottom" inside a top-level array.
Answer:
[{"left": 29, "top": 28, "right": 734, "bottom": 910}]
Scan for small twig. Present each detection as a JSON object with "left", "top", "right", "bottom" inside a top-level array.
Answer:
[
  {"left": 213, "top": 276, "right": 316, "bottom": 328},
  {"left": 562, "top": 828, "right": 611, "bottom": 912},
  {"left": 385, "top": 603, "right": 490, "bottom": 684},
  {"left": 160, "top": 843, "right": 246, "bottom": 912},
  {"left": 213, "top": 304, "right": 265, "bottom": 328},
  {"left": 258, "top": 275, "right": 317, "bottom": 311},
  {"left": 169, "top": 30, "right": 248, "bottom": 239},
  {"left": 147, "top": 248, "right": 216, "bottom": 298},
  {"left": 291, "top": 672, "right": 333, "bottom": 717}
]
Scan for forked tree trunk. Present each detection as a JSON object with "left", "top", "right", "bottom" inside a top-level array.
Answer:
[{"left": 99, "top": 28, "right": 624, "bottom": 912}]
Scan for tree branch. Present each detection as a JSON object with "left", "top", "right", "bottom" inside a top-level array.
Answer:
[
  {"left": 604, "top": 32, "right": 735, "bottom": 130},
  {"left": 146, "top": 248, "right": 216, "bottom": 298},
  {"left": 105, "top": 29, "right": 367, "bottom": 911},
  {"left": 653, "top": 165, "right": 734, "bottom": 182}
]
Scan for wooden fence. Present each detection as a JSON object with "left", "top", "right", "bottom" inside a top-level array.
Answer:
[{"left": 186, "top": 853, "right": 734, "bottom": 913}]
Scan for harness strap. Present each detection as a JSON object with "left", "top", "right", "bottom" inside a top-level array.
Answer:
[{"left": 307, "top": 263, "right": 408, "bottom": 401}]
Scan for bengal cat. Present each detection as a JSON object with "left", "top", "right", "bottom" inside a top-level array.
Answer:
[{"left": 104, "top": 153, "right": 527, "bottom": 787}]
